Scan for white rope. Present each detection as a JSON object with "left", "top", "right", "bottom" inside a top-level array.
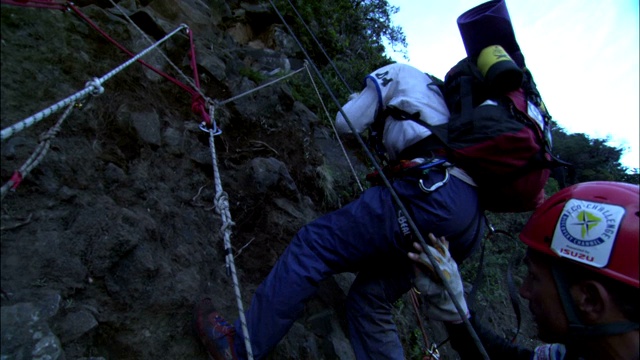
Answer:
[
  {"left": 207, "top": 105, "right": 254, "bottom": 360},
  {"left": 107, "top": 0, "right": 208, "bottom": 101},
  {"left": 99, "top": 7, "right": 298, "bottom": 354},
  {"left": 1, "top": 103, "right": 74, "bottom": 200},
  {"left": 108, "top": 0, "right": 306, "bottom": 112},
  {"left": 0, "top": 24, "right": 188, "bottom": 142},
  {"left": 303, "top": 62, "right": 364, "bottom": 192},
  {"left": 216, "top": 66, "right": 306, "bottom": 106}
]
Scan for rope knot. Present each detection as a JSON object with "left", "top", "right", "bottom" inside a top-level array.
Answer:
[
  {"left": 191, "top": 95, "right": 210, "bottom": 125},
  {"left": 220, "top": 219, "right": 236, "bottom": 233},
  {"left": 85, "top": 77, "right": 104, "bottom": 96},
  {"left": 214, "top": 191, "right": 230, "bottom": 211},
  {"left": 39, "top": 132, "right": 54, "bottom": 143}
]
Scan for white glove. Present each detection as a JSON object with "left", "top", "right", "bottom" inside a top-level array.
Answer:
[{"left": 407, "top": 233, "right": 469, "bottom": 323}]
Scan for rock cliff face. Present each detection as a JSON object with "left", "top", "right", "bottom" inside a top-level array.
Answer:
[
  {"left": 0, "top": 1, "right": 410, "bottom": 359},
  {"left": 1, "top": 1, "right": 541, "bottom": 359}
]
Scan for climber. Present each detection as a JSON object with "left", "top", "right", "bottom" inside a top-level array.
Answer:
[
  {"left": 194, "top": 62, "right": 486, "bottom": 359},
  {"left": 409, "top": 181, "right": 639, "bottom": 360}
]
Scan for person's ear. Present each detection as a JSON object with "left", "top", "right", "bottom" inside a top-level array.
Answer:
[{"left": 571, "top": 280, "right": 608, "bottom": 323}]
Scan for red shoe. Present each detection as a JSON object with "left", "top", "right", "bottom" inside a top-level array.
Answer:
[{"left": 194, "top": 298, "right": 238, "bottom": 360}]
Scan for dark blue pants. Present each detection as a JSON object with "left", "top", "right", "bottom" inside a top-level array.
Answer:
[{"left": 233, "top": 169, "right": 485, "bottom": 359}]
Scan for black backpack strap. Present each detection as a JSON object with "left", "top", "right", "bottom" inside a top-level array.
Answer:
[
  {"left": 444, "top": 58, "right": 484, "bottom": 138},
  {"left": 460, "top": 75, "right": 474, "bottom": 118},
  {"left": 368, "top": 73, "right": 453, "bottom": 162},
  {"left": 368, "top": 107, "right": 391, "bottom": 164},
  {"left": 368, "top": 102, "right": 433, "bottom": 164}
]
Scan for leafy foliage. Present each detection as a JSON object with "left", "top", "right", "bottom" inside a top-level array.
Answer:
[
  {"left": 272, "top": 0, "right": 403, "bottom": 117},
  {"left": 550, "top": 122, "right": 639, "bottom": 186}
]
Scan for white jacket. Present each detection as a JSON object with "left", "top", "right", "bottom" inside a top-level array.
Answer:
[{"left": 335, "top": 63, "right": 449, "bottom": 161}]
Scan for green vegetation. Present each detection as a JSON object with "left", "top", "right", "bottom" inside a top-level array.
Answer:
[
  {"left": 240, "top": 67, "right": 267, "bottom": 83},
  {"left": 273, "top": 0, "right": 403, "bottom": 119},
  {"left": 550, "top": 122, "right": 639, "bottom": 185}
]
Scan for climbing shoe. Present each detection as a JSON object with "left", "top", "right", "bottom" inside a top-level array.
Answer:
[{"left": 194, "top": 298, "right": 238, "bottom": 360}]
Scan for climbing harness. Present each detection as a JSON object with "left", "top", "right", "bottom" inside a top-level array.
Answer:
[{"left": 419, "top": 167, "right": 450, "bottom": 193}]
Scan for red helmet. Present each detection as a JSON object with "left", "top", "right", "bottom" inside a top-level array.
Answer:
[{"left": 519, "top": 181, "right": 639, "bottom": 288}]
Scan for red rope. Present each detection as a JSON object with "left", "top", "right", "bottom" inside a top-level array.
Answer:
[
  {"left": 186, "top": 27, "right": 211, "bottom": 126},
  {"left": 4, "top": 0, "right": 212, "bottom": 126},
  {"left": 0, "top": 0, "right": 67, "bottom": 11},
  {"left": 67, "top": 3, "right": 197, "bottom": 96},
  {"left": 187, "top": 28, "right": 201, "bottom": 91},
  {"left": 191, "top": 95, "right": 210, "bottom": 125},
  {"left": 410, "top": 289, "right": 439, "bottom": 360},
  {"left": 9, "top": 171, "right": 23, "bottom": 190},
  {"left": 66, "top": 3, "right": 212, "bottom": 125}
]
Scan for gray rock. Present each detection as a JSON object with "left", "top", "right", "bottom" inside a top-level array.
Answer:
[
  {"left": 274, "top": 322, "right": 319, "bottom": 359},
  {"left": 57, "top": 186, "right": 78, "bottom": 202},
  {"left": 307, "top": 309, "right": 334, "bottom": 337},
  {"left": 37, "top": 293, "right": 62, "bottom": 319},
  {"left": 162, "top": 127, "right": 184, "bottom": 155},
  {"left": 131, "top": 36, "right": 168, "bottom": 82},
  {"left": 333, "top": 273, "right": 356, "bottom": 296},
  {"left": 249, "top": 157, "right": 298, "bottom": 197},
  {"left": 142, "top": 0, "right": 213, "bottom": 33},
  {"left": 108, "top": 0, "right": 138, "bottom": 15},
  {"left": 1, "top": 302, "right": 63, "bottom": 360},
  {"left": 189, "top": 148, "right": 212, "bottom": 166},
  {"left": 104, "top": 162, "right": 126, "bottom": 184},
  {"left": 195, "top": 47, "right": 227, "bottom": 81},
  {"left": 243, "top": 48, "right": 290, "bottom": 74},
  {"left": 2, "top": 136, "right": 34, "bottom": 160},
  {"left": 209, "top": 0, "right": 231, "bottom": 25},
  {"left": 327, "top": 316, "right": 356, "bottom": 360},
  {"left": 56, "top": 310, "right": 98, "bottom": 343},
  {"left": 226, "top": 22, "right": 253, "bottom": 44},
  {"left": 240, "top": 2, "right": 271, "bottom": 14},
  {"left": 31, "top": 332, "right": 63, "bottom": 360},
  {"left": 292, "top": 101, "right": 319, "bottom": 131},
  {"left": 131, "top": 111, "right": 162, "bottom": 146},
  {"left": 271, "top": 25, "right": 298, "bottom": 56}
]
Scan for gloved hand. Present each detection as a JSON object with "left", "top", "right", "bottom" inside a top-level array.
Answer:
[{"left": 407, "top": 233, "right": 469, "bottom": 323}]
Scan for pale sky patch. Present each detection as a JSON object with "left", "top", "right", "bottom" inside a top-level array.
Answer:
[{"left": 386, "top": 0, "right": 639, "bottom": 170}]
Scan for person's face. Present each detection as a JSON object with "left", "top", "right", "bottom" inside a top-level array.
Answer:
[{"left": 519, "top": 250, "right": 569, "bottom": 342}]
